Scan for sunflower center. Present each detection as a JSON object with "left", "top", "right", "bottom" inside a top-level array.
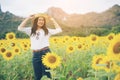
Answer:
[
  {"left": 54, "top": 39, "right": 57, "bottom": 41},
  {"left": 108, "top": 36, "right": 113, "bottom": 40},
  {"left": 78, "top": 45, "right": 82, "bottom": 49},
  {"left": 106, "top": 61, "right": 113, "bottom": 69},
  {"left": 69, "top": 47, "right": 73, "bottom": 51},
  {"left": 92, "top": 37, "right": 96, "bottom": 41},
  {"left": 6, "top": 52, "right": 12, "bottom": 57},
  {"left": 65, "top": 38, "right": 68, "bottom": 40},
  {"left": 11, "top": 43, "right": 15, "bottom": 47},
  {"left": 15, "top": 49, "right": 19, "bottom": 52},
  {"left": 63, "top": 41, "right": 65, "bottom": 43},
  {"left": 0, "top": 43, "right": 3, "bottom": 45},
  {"left": 24, "top": 44, "right": 27, "bottom": 48},
  {"left": 48, "top": 56, "right": 56, "bottom": 63},
  {"left": 9, "top": 35, "right": 13, "bottom": 39},
  {"left": 96, "top": 58, "right": 102, "bottom": 64},
  {"left": 113, "top": 42, "right": 120, "bottom": 54},
  {"left": 1, "top": 48, "right": 6, "bottom": 53},
  {"left": 73, "top": 38, "right": 76, "bottom": 41}
]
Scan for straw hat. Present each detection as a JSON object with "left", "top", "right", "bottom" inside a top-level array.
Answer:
[
  {"left": 32, "top": 13, "right": 51, "bottom": 23},
  {"left": 35, "top": 13, "right": 49, "bottom": 17},
  {"left": 32, "top": 13, "right": 54, "bottom": 27}
]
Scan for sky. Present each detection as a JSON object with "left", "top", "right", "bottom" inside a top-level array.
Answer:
[{"left": 0, "top": 0, "right": 120, "bottom": 17}]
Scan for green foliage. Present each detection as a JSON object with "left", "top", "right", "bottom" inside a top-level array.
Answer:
[
  {"left": 0, "top": 50, "right": 34, "bottom": 80},
  {"left": 90, "top": 28, "right": 110, "bottom": 36},
  {"left": 15, "top": 31, "right": 29, "bottom": 38},
  {"left": 111, "top": 25, "right": 120, "bottom": 34},
  {"left": 0, "top": 11, "right": 24, "bottom": 39}
]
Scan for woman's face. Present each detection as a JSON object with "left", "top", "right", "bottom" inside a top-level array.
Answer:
[{"left": 37, "top": 17, "right": 45, "bottom": 28}]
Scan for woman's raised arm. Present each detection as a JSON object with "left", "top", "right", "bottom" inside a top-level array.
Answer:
[{"left": 18, "top": 15, "right": 35, "bottom": 30}]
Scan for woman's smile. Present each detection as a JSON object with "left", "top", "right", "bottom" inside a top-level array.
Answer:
[{"left": 37, "top": 17, "right": 45, "bottom": 27}]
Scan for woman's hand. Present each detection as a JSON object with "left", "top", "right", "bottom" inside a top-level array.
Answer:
[
  {"left": 28, "top": 14, "right": 35, "bottom": 20},
  {"left": 18, "top": 14, "right": 35, "bottom": 30}
]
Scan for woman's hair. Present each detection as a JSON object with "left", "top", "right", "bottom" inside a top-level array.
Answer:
[{"left": 30, "top": 16, "right": 48, "bottom": 36}]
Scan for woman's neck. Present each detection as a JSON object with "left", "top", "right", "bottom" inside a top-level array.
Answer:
[{"left": 37, "top": 27, "right": 41, "bottom": 30}]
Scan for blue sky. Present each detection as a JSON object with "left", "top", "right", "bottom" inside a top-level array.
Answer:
[{"left": 0, "top": 0, "right": 120, "bottom": 17}]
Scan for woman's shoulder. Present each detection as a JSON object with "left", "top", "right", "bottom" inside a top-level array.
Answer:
[
  {"left": 47, "top": 28, "right": 54, "bottom": 31},
  {"left": 25, "top": 27, "right": 32, "bottom": 29}
]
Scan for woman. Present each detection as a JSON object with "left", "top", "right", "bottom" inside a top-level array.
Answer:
[{"left": 18, "top": 14, "right": 62, "bottom": 80}]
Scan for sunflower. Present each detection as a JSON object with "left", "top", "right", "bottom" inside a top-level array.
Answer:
[
  {"left": 114, "top": 73, "right": 120, "bottom": 80},
  {"left": 3, "top": 50, "right": 14, "bottom": 61},
  {"left": 0, "top": 46, "right": 7, "bottom": 55},
  {"left": 58, "top": 36, "right": 70, "bottom": 45},
  {"left": 102, "top": 60, "right": 116, "bottom": 72},
  {"left": 107, "top": 35, "right": 120, "bottom": 61},
  {"left": 83, "top": 43, "right": 91, "bottom": 51},
  {"left": 6, "top": 32, "right": 16, "bottom": 40},
  {"left": 61, "top": 39, "right": 67, "bottom": 45},
  {"left": 63, "top": 36, "right": 70, "bottom": 41},
  {"left": 107, "top": 33, "right": 115, "bottom": 41},
  {"left": 66, "top": 45, "right": 75, "bottom": 54},
  {"left": 76, "top": 43, "right": 83, "bottom": 51},
  {"left": 77, "top": 77, "right": 83, "bottom": 80},
  {"left": 91, "top": 54, "right": 106, "bottom": 70},
  {"left": 9, "top": 41, "right": 16, "bottom": 47},
  {"left": 19, "top": 40, "right": 30, "bottom": 52},
  {"left": 71, "top": 36, "right": 78, "bottom": 42},
  {"left": 42, "top": 52, "right": 61, "bottom": 69},
  {"left": 75, "top": 39, "right": 89, "bottom": 51},
  {"left": 50, "top": 37, "right": 59, "bottom": 44},
  {"left": 13, "top": 46, "right": 21, "bottom": 55},
  {"left": 88, "top": 34, "right": 99, "bottom": 45},
  {"left": 0, "top": 40, "right": 4, "bottom": 47},
  {"left": 23, "top": 43, "right": 30, "bottom": 51}
]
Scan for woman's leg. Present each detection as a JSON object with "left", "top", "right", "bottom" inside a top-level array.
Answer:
[
  {"left": 32, "top": 48, "right": 51, "bottom": 80},
  {"left": 32, "top": 52, "right": 42, "bottom": 80}
]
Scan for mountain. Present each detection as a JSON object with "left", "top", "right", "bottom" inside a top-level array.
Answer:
[
  {"left": 46, "top": 5, "right": 120, "bottom": 28},
  {"left": 0, "top": 5, "right": 28, "bottom": 39},
  {"left": 0, "top": 4, "right": 120, "bottom": 39}
]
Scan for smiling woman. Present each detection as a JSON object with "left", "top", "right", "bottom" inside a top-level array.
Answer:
[{"left": 17, "top": 13, "right": 62, "bottom": 80}]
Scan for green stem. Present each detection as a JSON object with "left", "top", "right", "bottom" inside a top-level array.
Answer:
[
  {"left": 95, "top": 70, "right": 97, "bottom": 79},
  {"left": 107, "top": 61, "right": 112, "bottom": 80},
  {"left": 95, "top": 70, "right": 99, "bottom": 80}
]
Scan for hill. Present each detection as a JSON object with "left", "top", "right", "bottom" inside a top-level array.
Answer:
[
  {"left": 47, "top": 4, "right": 120, "bottom": 27},
  {"left": 0, "top": 6, "right": 25, "bottom": 39},
  {"left": 0, "top": 4, "right": 120, "bottom": 39},
  {"left": 47, "top": 4, "right": 120, "bottom": 36}
]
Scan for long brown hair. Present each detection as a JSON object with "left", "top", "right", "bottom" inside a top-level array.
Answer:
[{"left": 30, "top": 16, "right": 48, "bottom": 36}]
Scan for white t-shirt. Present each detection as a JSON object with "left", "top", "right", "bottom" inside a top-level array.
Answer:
[{"left": 18, "top": 27, "right": 62, "bottom": 50}]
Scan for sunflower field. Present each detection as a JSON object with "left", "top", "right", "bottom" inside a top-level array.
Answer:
[{"left": 0, "top": 32, "right": 120, "bottom": 80}]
